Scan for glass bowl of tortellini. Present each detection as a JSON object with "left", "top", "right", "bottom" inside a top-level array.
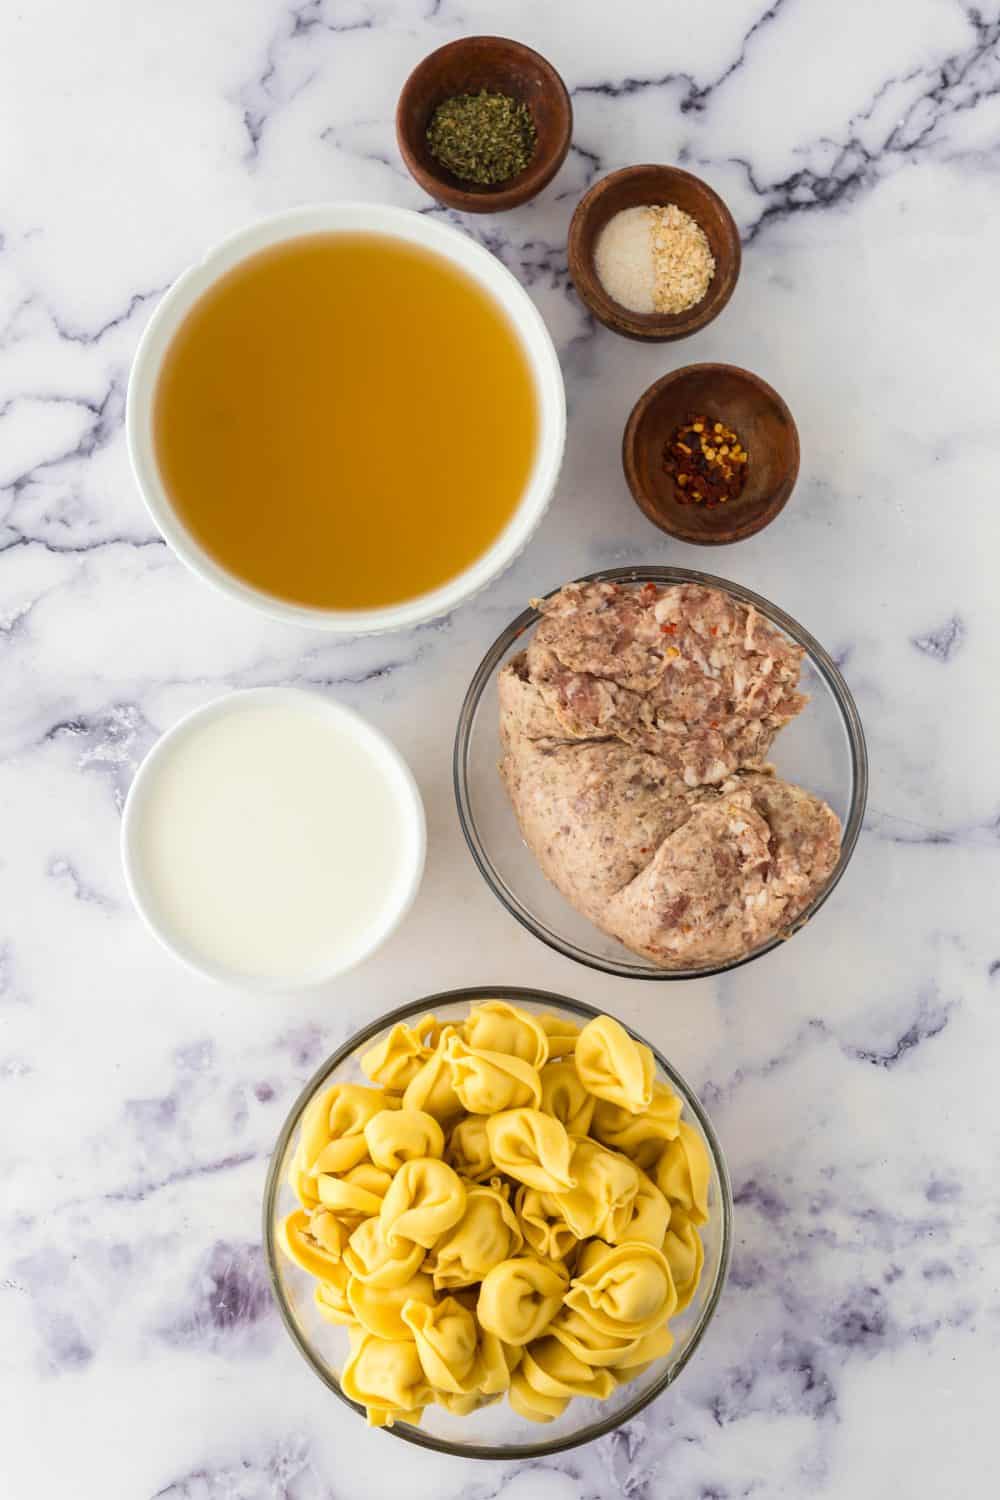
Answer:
[{"left": 263, "top": 987, "right": 732, "bottom": 1457}]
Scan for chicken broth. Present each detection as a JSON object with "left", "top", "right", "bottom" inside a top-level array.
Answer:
[{"left": 153, "top": 233, "right": 539, "bottom": 610}]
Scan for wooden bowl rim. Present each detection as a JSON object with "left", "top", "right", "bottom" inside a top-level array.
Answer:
[
  {"left": 396, "top": 35, "right": 573, "bottom": 214},
  {"left": 622, "top": 361, "right": 800, "bottom": 545},
  {"left": 568, "top": 164, "right": 742, "bottom": 341}
]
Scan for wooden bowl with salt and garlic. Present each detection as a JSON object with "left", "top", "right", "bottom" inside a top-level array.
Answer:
[{"left": 568, "top": 165, "right": 741, "bottom": 341}]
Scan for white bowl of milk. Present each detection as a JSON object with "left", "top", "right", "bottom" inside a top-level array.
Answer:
[{"left": 121, "top": 687, "right": 426, "bottom": 989}]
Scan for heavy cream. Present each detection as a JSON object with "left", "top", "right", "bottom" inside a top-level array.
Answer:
[{"left": 123, "top": 690, "right": 425, "bottom": 986}]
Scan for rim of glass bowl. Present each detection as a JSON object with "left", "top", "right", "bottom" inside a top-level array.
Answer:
[
  {"left": 453, "top": 565, "right": 869, "bottom": 980},
  {"left": 262, "top": 985, "right": 734, "bottom": 1460}
]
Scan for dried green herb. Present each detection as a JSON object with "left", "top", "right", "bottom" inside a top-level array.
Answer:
[{"left": 426, "top": 89, "right": 536, "bottom": 186}]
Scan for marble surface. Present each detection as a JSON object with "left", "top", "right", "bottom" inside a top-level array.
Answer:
[{"left": 2, "top": 2, "right": 998, "bottom": 1496}]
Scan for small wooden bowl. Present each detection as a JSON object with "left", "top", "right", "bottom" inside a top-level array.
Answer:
[
  {"left": 396, "top": 37, "right": 572, "bottom": 214},
  {"left": 623, "top": 363, "right": 799, "bottom": 545},
  {"left": 568, "top": 165, "right": 741, "bottom": 341}
]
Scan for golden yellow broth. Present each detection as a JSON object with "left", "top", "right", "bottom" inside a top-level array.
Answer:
[{"left": 153, "top": 232, "right": 539, "bottom": 610}]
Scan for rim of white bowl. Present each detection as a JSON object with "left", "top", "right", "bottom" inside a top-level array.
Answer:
[
  {"left": 120, "top": 686, "right": 427, "bottom": 990},
  {"left": 125, "top": 203, "right": 567, "bottom": 634}
]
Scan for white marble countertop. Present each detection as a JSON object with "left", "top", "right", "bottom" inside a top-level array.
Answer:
[{"left": 3, "top": 2, "right": 998, "bottom": 1496}]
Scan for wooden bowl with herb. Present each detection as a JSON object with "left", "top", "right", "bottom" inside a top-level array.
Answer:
[
  {"left": 623, "top": 364, "right": 799, "bottom": 545},
  {"left": 396, "top": 36, "right": 572, "bottom": 213},
  {"left": 569, "top": 165, "right": 741, "bottom": 341}
]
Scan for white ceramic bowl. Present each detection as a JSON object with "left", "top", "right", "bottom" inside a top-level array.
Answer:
[
  {"left": 126, "top": 203, "right": 566, "bottom": 634},
  {"left": 121, "top": 687, "right": 426, "bottom": 990}
]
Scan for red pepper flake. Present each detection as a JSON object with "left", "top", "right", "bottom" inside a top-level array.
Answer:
[
  {"left": 710, "top": 626, "right": 718, "bottom": 637},
  {"left": 663, "top": 412, "right": 749, "bottom": 509},
  {"left": 659, "top": 622, "right": 677, "bottom": 635},
  {"left": 709, "top": 720, "right": 719, "bottom": 729}
]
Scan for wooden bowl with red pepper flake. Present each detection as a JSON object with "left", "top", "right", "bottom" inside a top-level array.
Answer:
[{"left": 622, "top": 363, "right": 800, "bottom": 546}]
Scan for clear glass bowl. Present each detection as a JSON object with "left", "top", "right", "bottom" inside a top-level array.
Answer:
[
  {"left": 454, "top": 566, "right": 868, "bottom": 980},
  {"left": 263, "top": 987, "right": 733, "bottom": 1459}
]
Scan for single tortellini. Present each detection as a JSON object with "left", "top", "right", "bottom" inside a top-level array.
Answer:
[
  {"left": 445, "top": 1034, "right": 542, "bottom": 1114},
  {"left": 537, "top": 1012, "right": 581, "bottom": 1059},
  {"left": 477, "top": 1256, "right": 568, "bottom": 1345},
  {"left": 662, "top": 1209, "right": 705, "bottom": 1313},
  {"left": 287, "top": 1142, "right": 321, "bottom": 1209},
  {"left": 380, "top": 1158, "right": 466, "bottom": 1249},
  {"left": 565, "top": 1242, "right": 676, "bottom": 1339},
  {"left": 612, "top": 1322, "right": 675, "bottom": 1384},
  {"left": 552, "top": 1138, "right": 639, "bottom": 1242},
  {"left": 613, "top": 1169, "right": 670, "bottom": 1247},
  {"left": 301, "top": 1083, "right": 390, "bottom": 1177},
  {"left": 425, "top": 1181, "right": 523, "bottom": 1290},
  {"left": 591, "top": 1081, "right": 682, "bottom": 1167},
  {"left": 509, "top": 1366, "right": 569, "bottom": 1423},
  {"left": 654, "top": 1119, "right": 710, "bottom": 1225},
  {"left": 342, "top": 1332, "right": 432, "bottom": 1427},
  {"left": 519, "top": 1336, "right": 617, "bottom": 1400},
  {"left": 402, "top": 1296, "right": 509, "bottom": 1396},
  {"left": 465, "top": 1001, "right": 549, "bottom": 1068},
  {"left": 539, "top": 1059, "right": 595, "bottom": 1137},
  {"left": 347, "top": 1268, "right": 435, "bottom": 1340},
  {"left": 486, "top": 1109, "right": 576, "bottom": 1193},
  {"left": 361, "top": 1015, "right": 441, "bottom": 1092},
  {"left": 548, "top": 1305, "right": 645, "bottom": 1368},
  {"left": 402, "top": 1028, "right": 464, "bottom": 1124},
  {"left": 515, "top": 1187, "right": 578, "bottom": 1262},
  {"left": 343, "top": 1215, "right": 425, "bottom": 1289},
  {"left": 316, "top": 1163, "right": 393, "bottom": 1223},
  {"left": 364, "top": 1108, "right": 444, "bottom": 1172},
  {"left": 445, "top": 1115, "right": 494, "bottom": 1182},
  {"left": 574, "top": 1016, "right": 654, "bottom": 1115},
  {"left": 277, "top": 1208, "right": 347, "bottom": 1281},
  {"left": 313, "top": 1262, "right": 354, "bottom": 1326}
]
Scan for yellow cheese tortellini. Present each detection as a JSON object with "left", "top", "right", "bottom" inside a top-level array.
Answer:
[
  {"left": 465, "top": 1000, "right": 549, "bottom": 1067},
  {"left": 591, "top": 1081, "right": 682, "bottom": 1167},
  {"left": 520, "top": 1335, "right": 616, "bottom": 1400},
  {"left": 445, "top": 1115, "right": 494, "bottom": 1181},
  {"left": 402, "top": 1296, "right": 509, "bottom": 1396},
  {"left": 486, "top": 1109, "right": 576, "bottom": 1193},
  {"left": 547, "top": 1304, "right": 645, "bottom": 1368},
  {"left": 662, "top": 1208, "right": 705, "bottom": 1313},
  {"left": 425, "top": 1180, "right": 523, "bottom": 1289},
  {"left": 402, "top": 1027, "right": 464, "bottom": 1123},
  {"left": 300, "top": 1083, "right": 390, "bottom": 1177},
  {"left": 539, "top": 1059, "right": 596, "bottom": 1136},
  {"left": 537, "top": 1011, "right": 581, "bottom": 1058},
  {"left": 477, "top": 1256, "right": 568, "bottom": 1345},
  {"left": 347, "top": 1269, "right": 435, "bottom": 1340},
  {"left": 515, "top": 1187, "right": 578, "bottom": 1261},
  {"left": 361, "top": 1014, "right": 440, "bottom": 1092},
  {"left": 364, "top": 1108, "right": 444, "bottom": 1171},
  {"left": 379, "top": 1158, "right": 466, "bottom": 1249},
  {"left": 654, "top": 1119, "right": 711, "bottom": 1225},
  {"left": 343, "top": 1215, "right": 424, "bottom": 1289},
  {"left": 276, "top": 1002, "right": 714, "bottom": 1431},
  {"left": 277, "top": 1208, "right": 346, "bottom": 1281},
  {"left": 509, "top": 1366, "right": 569, "bottom": 1423},
  {"left": 316, "top": 1163, "right": 392, "bottom": 1224},
  {"left": 445, "top": 1034, "right": 542, "bottom": 1113},
  {"left": 575, "top": 1016, "right": 654, "bottom": 1115},
  {"left": 552, "top": 1138, "right": 639, "bottom": 1242},
  {"left": 564, "top": 1241, "right": 676, "bottom": 1338},
  {"left": 614, "top": 1169, "right": 670, "bottom": 1247},
  {"left": 342, "top": 1332, "right": 432, "bottom": 1427},
  {"left": 314, "top": 1263, "right": 354, "bottom": 1326}
]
